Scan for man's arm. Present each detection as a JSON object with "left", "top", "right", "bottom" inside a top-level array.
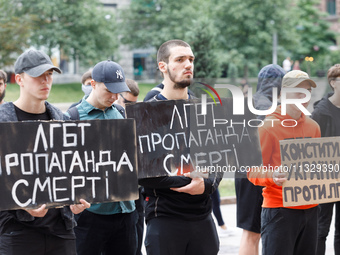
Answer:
[
  {"left": 248, "top": 127, "right": 277, "bottom": 187},
  {"left": 171, "top": 170, "right": 222, "bottom": 195},
  {"left": 138, "top": 176, "right": 192, "bottom": 189}
]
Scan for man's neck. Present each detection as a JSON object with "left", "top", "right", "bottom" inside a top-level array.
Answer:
[
  {"left": 13, "top": 97, "right": 46, "bottom": 114},
  {"left": 86, "top": 94, "right": 106, "bottom": 111},
  {"left": 329, "top": 93, "right": 340, "bottom": 108},
  {"left": 286, "top": 106, "right": 302, "bottom": 120},
  {"left": 161, "top": 82, "right": 188, "bottom": 100}
]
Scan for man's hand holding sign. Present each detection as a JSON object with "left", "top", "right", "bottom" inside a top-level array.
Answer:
[{"left": 273, "top": 167, "right": 288, "bottom": 187}]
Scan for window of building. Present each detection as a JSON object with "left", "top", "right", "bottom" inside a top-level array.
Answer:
[
  {"left": 327, "top": 0, "right": 336, "bottom": 16},
  {"left": 103, "top": 3, "right": 117, "bottom": 8}
]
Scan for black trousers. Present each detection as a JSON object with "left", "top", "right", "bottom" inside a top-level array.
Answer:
[
  {"left": 0, "top": 225, "right": 76, "bottom": 255},
  {"left": 211, "top": 188, "right": 225, "bottom": 226},
  {"left": 75, "top": 210, "right": 137, "bottom": 255},
  {"left": 135, "top": 187, "right": 145, "bottom": 255},
  {"left": 316, "top": 202, "right": 340, "bottom": 255},
  {"left": 145, "top": 215, "right": 219, "bottom": 255},
  {"left": 261, "top": 207, "right": 318, "bottom": 255}
]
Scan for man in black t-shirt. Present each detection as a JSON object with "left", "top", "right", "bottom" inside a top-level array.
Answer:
[
  {"left": 0, "top": 49, "right": 90, "bottom": 255},
  {"left": 140, "top": 40, "right": 221, "bottom": 255}
]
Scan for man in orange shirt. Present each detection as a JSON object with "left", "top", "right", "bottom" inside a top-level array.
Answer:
[{"left": 248, "top": 70, "right": 321, "bottom": 255}]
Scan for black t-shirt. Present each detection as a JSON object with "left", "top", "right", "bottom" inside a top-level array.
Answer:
[
  {"left": 9, "top": 105, "right": 74, "bottom": 238},
  {"left": 14, "top": 105, "right": 51, "bottom": 121},
  {"left": 328, "top": 99, "right": 340, "bottom": 136}
]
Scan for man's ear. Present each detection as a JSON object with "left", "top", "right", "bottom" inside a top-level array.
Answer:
[
  {"left": 90, "top": 79, "right": 96, "bottom": 89},
  {"left": 15, "top": 74, "right": 23, "bottom": 87},
  {"left": 330, "top": 80, "right": 335, "bottom": 89},
  {"left": 158, "top": 61, "right": 167, "bottom": 74}
]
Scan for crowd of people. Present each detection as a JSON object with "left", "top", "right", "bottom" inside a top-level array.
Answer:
[{"left": 0, "top": 39, "right": 339, "bottom": 255}]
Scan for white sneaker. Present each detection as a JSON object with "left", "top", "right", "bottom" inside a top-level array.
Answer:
[{"left": 217, "top": 226, "right": 236, "bottom": 237}]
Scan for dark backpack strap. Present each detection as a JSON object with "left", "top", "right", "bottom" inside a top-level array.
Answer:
[
  {"left": 67, "top": 106, "right": 80, "bottom": 120},
  {"left": 113, "top": 103, "right": 126, "bottom": 118}
]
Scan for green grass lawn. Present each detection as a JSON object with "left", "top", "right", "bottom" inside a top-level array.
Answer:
[
  {"left": 5, "top": 82, "right": 157, "bottom": 103},
  {"left": 218, "top": 179, "right": 236, "bottom": 197}
]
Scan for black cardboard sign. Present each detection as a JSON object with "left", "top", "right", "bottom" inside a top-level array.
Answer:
[
  {"left": 126, "top": 98, "right": 262, "bottom": 178},
  {"left": 0, "top": 119, "right": 138, "bottom": 210}
]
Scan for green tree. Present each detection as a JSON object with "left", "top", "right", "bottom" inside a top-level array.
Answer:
[
  {"left": 12, "top": 0, "right": 118, "bottom": 66},
  {"left": 121, "top": 0, "right": 196, "bottom": 48},
  {"left": 120, "top": 0, "right": 222, "bottom": 77},
  {"left": 122, "top": 0, "right": 335, "bottom": 79},
  {"left": 0, "top": 0, "right": 32, "bottom": 66},
  {"left": 292, "top": 0, "right": 335, "bottom": 61},
  {"left": 185, "top": 18, "right": 222, "bottom": 78},
  {"left": 214, "top": 0, "right": 298, "bottom": 78}
]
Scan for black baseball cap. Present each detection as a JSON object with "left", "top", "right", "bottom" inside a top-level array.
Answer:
[
  {"left": 14, "top": 49, "right": 61, "bottom": 77},
  {"left": 92, "top": 60, "right": 130, "bottom": 93}
]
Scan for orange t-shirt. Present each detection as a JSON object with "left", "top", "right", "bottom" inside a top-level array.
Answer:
[{"left": 248, "top": 106, "right": 321, "bottom": 209}]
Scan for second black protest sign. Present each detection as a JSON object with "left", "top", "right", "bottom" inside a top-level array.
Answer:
[{"left": 126, "top": 98, "right": 262, "bottom": 178}]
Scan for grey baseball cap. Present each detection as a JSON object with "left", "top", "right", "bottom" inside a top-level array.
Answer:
[
  {"left": 92, "top": 60, "right": 130, "bottom": 93},
  {"left": 282, "top": 70, "right": 317, "bottom": 88},
  {"left": 14, "top": 49, "right": 61, "bottom": 77}
]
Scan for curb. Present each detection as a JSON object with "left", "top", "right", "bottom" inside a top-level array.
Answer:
[{"left": 220, "top": 196, "right": 236, "bottom": 205}]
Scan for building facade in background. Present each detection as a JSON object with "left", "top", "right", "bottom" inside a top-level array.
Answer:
[
  {"left": 101, "top": 0, "right": 157, "bottom": 81},
  {"left": 319, "top": 0, "right": 340, "bottom": 47}
]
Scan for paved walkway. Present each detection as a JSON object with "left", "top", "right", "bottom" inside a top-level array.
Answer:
[
  {"left": 139, "top": 202, "right": 335, "bottom": 255},
  {"left": 216, "top": 203, "right": 335, "bottom": 255}
]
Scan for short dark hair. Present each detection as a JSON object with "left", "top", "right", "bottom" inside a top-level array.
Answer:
[
  {"left": 157, "top": 39, "right": 191, "bottom": 64},
  {"left": 0, "top": 70, "right": 7, "bottom": 83},
  {"left": 327, "top": 64, "right": 340, "bottom": 91},
  {"left": 125, "top": 79, "right": 139, "bottom": 97},
  {"left": 81, "top": 70, "right": 92, "bottom": 84}
]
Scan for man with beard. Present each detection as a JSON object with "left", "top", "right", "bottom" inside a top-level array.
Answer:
[
  {"left": 139, "top": 39, "right": 220, "bottom": 255},
  {"left": 0, "top": 70, "right": 7, "bottom": 104}
]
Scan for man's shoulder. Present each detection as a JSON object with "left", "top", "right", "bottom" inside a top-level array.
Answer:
[
  {"left": 45, "top": 102, "right": 68, "bottom": 120},
  {"left": 112, "top": 103, "right": 125, "bottom": 118},
  {"left": 0, "top": 102, "right": 16, "bottom": 121},
  {"left": 143, "top": 83, "right": 164, "bottom": 102},
  {"left": 147, "top": 95, "right": 159, "bottom": 102},
  {"left": 304, "top": 115, "right": 321, "bottom": 129}
]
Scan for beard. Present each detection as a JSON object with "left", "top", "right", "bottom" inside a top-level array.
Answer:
[
  {"left": 0, "top": 90, "right": 5, "bottom": 103},
  {"left": 168, "top": 68, "right": 192, "bottom": 89}
]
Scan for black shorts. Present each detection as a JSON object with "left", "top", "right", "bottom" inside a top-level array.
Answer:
[
  {"left": 235, "top": 177, "right": 263, "bottom": 233},
  {"left": 145, "top": 215, "right": 219, "bottom": 255}
]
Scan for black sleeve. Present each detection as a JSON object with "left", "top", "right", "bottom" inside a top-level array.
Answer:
[
  {"left": 203, "top": 174, "right": 222, "bottom": 195},
  {"left": 139, "top": 170, "right": 223, "bottom": 195},
  {"left": 311, "top": 108, "right": 327, "bottom": 136},
  {"left": 139, "top": 176, "right": 192, "bottom": 189}
]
